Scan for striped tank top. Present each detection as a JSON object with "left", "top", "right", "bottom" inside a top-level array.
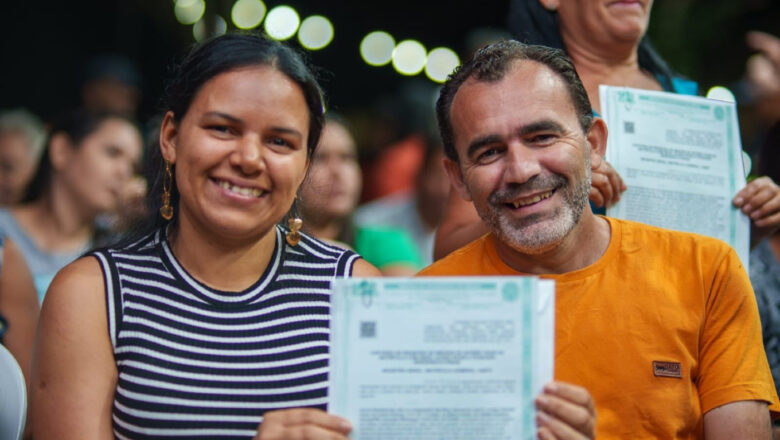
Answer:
[{"left": 92, "top": 225, "right": 359, "bottom": 439}]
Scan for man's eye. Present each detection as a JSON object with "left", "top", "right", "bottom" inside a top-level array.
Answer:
[
  {"left": 531, "top": 134, "right": 555, "bottom": 143},
  {"left": 476, "top": 147, "right": 500, "bottom": 162}
]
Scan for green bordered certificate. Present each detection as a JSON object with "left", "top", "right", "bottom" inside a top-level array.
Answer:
[
  {"left": 328, "top": 277, "right": 554, "bottom": 440},
  {"left": 600, "top": 85, "right": 750, "bottom": 268}
]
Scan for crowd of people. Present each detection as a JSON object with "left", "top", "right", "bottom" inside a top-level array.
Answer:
[{"left": 0, "top": 0, "right": 779, "bottom": 439}]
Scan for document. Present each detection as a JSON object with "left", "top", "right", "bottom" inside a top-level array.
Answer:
[
  {"left": 600, "top": 86, "right": 750, "bottom": 267},
  {"left": 328, "top": 277, "right": 554, "bottom": 440}
]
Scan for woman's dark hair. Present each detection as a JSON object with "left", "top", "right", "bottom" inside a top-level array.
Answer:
[
  {"left": 507, "top": 0, "right": 683, "bottom": 92},
  {"left": 22, "top": 109, "right": 137, "bottom": 203},
  {"left": 142, "top": 32, "right": 326, "bottom": 237}
]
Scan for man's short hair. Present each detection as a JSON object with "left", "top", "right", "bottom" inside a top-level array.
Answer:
[{"left": 436, "top": 40, "right": 594, "bottom": 162}]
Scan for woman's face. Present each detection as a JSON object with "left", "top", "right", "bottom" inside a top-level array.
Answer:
[
  {"left": 160, "top": 65, "right": 311, "bottom": 242},
  {"left": 58, "top": 118, "right": 142, "bottom": 215},
  {"left": 300, "top": 121, "right": 362, "bottom": 223},
  {"left": 555, "top": 0, "right": 654, "bottom": 48}
]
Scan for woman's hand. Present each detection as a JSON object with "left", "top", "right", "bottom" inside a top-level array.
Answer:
[
  {"left": 734, "top": 176, "right": 780, "bottom": 236},
  {"left": 589, "top": 160, "right": 626, "bottom": 208},
  {"left": 535, "top": 382, "right": 596, "bottom": 440},
  {"left": 255, "top": 408, "right": 352, "bottom": 440}
]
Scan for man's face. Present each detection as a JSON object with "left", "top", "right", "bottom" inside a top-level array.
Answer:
[{"left": 446, "top": 61, "right": 601, "bottom": 255}]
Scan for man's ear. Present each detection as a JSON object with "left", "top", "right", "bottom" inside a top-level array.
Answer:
[
  {"left": 443, "top": 157, "right": 472, "bottom": 202},
  {"left": 586, "top": 118, "right": 608, "bottom": 170},
  {"left": 48, "top": 133, "right": 74, "bottom": 171},
  {"left": 159, "top": 111, "right": 178, "bottom": 164}
]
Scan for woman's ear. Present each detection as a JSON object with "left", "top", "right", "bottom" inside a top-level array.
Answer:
[
  {"left": 48, "top": 133, "right": 74, "bottom": 171},
  {"left": 159, "top": 111, "right": 178, "bottom": 164}
]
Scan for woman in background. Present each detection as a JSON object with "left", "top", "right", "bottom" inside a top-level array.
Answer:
[
  {"left": 299, "top": 116, "right": 423, "bottom": 276},
  {"left": 32, "top": 33, "right": 378, "bottom": 439},
  {"left": 0, "top": 109, "right": 143, "bottom": 299}
]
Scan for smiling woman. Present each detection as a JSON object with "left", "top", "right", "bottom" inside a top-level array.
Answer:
[{"left": 31, "top": 33, "right": 379, "bottom": 440}]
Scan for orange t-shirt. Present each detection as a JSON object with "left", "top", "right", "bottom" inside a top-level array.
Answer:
[{"left": 418, "top": 217, "right": 780, "bottom": 439}]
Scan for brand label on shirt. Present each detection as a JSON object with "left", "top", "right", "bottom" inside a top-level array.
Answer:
[{"left": 653, "top": 361, "right": 682, "bottom": 378}]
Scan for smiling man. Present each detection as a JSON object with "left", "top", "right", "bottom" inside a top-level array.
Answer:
[{"left": 418, "top": 40, "right": 779, "bottom": 439}]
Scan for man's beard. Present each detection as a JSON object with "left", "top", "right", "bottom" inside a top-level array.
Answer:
[{"left": 474, "top": 167, "right": 591, "bottom": 255}]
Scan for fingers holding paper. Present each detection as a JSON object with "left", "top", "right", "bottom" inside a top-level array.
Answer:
[
  {"left": 255, "top": 408, "right": 352, "bottom": 440},
  {"left": 535, "top": 381, "right": 596, "bottom": 440},
  {"left": 589, "top": 160, "right": 626, "bottom": 208},
  {"left": 733, "top": 176, "right": 780, "bottom": 230}
]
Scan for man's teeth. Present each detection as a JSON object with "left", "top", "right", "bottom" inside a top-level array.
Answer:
[
  {"left": 511, "top": 190, "right": 553, "bottom": 208},
  {"left": 217, "top": 180, "right": 263, "bottom": 197}
]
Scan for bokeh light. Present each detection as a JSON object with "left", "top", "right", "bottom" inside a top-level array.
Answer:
[
  {"left": 392, "top": 40, "right": 427, "bottom": 76},
  {"left": 706, "top": 86, "right": 736, "bottom": 103},
  {"left": 174, "top": 0, "right": 206, "bottom": 25},
  {"left": 264, "top": 5, "right": 300, "bottom": 41},
  {"left": 231, "top": 0, "right": 266, "bottom": 30},
  {"left": 298, "top": 15, "right": 334, "bottom": 50},
  {"left": 193, "top": 15, "right": 227, "bottom": 42},
  {"left": 360, "top": 31, "right": 395, "bottom": 66},
  {"left": 425, "top": 47, "right": 460, "bottom": 83}
]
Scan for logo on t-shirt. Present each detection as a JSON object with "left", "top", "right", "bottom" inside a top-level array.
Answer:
[{"left": 653, "top": 361, "right": 682, "bottom": 378}]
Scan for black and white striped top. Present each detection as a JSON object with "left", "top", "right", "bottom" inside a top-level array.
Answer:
[{"left": 92, "top": 225, "right": 359, "bottom": 439}]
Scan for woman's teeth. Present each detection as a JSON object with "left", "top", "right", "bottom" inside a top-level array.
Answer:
[
  {"left": 217, "top": 180, "right": 263, "bottom": 197},
  {"left": 512, "top": 190, "right": 553, "bottom": 208}
]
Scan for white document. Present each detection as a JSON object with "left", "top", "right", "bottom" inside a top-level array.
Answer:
[
  {"left": 329, "top": 277, "right": 555, "bottom": 440},
  {"left": 600, "top": 86, "right": 750, "bottom": 268}
]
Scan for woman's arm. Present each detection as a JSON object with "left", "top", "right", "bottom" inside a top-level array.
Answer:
[
  {"left": 351, "top": 258, "right": 382, "bottom": 277},
  {"left": 31, "top": 256, "right": 117, "bottom": 439},
  {"left": 0, "top": 238, "right": 38, "bottom": 388}
]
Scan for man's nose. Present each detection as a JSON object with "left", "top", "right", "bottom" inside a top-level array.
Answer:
[{"left": 503, "top": 141, "right": 542, "bottom": 184}]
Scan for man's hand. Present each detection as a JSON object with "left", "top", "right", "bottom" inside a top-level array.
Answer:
[
  {"left": 535, "top": 381, "right": 596, "bottom": 440},
  {"left": 255, "top": 409, "right": 352, "bottom": 440},
  {"left": 589, "top": 160, "right": 626, "bottom": 208},
  {"left": 734, "top": 176, "right": 780, "bottom": 232}
]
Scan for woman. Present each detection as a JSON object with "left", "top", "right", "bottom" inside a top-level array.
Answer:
[
  {"left": 299, "top": 116, "right": 423, "bottom": 276},
  {"left": 0, "top": 109, "right": 143, "bottom": 299},
  {"left": 433, "top": 0, "right": 780, "bottom": 260},
  {"left": 31, "top": 33, "right": 380, "bottom": 439}
]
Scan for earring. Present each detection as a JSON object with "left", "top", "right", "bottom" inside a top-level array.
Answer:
[
  {"left": 159, "top": 160, "right": 174, "bottom": 221},
  {"left": 286, "top": 217, "right": 303, "bottom": 246}
]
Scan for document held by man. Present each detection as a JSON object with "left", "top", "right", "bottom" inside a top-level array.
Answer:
[
  {"left": 328, "top": 277, "right": 554, "bottom": 440},
  {"left": 600, "top": 85, "right": 750, "bottom": 267}
]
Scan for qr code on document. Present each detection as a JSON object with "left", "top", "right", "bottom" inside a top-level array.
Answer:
[
  {"left": 624, "top": 121, "right": 635, "bottom": 134},
  {"left": 360, "top": 321, "right": 377, "bottom": 338}
]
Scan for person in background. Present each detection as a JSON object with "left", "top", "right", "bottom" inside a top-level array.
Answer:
[
  {"left": 354, "top": 136, "right": 450, "bottom": 265},
  {"left": 81, "top": 53, "right": 142, "bottom": 118},
  {"left": 0, "top": 236, "right": 38, "bottom": 439},
  {"left": 433, "top": 0, "right": 780, "bottom": 260},
  {"left": 0, "top": 109, "right": 46, "bottom": 205},
  {"left": 420, "top": 39, "right": 779, "bottom": 438},
  {"left": 0, "top": 109, "right": 143, "bottom": 300},
  {"left": 300, "top": 115, "right": 422, "bottom": 275},
  {"left": 32, "top": 33, "right": 379, "bottom": 440}
]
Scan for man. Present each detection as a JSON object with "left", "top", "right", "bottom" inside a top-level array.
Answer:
[{"left": 419, "top": 40, "right": 779, "bottom": 438}]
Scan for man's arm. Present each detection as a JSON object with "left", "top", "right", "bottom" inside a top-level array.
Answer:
[{"left": 703, "top": 400, "right": 771, "bottom": 439}]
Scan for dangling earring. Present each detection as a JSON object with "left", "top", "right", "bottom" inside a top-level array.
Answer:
[
  {"left": 285, "top": 197, "right": 303, "bottom": 246},
  {"left": 286, "top": 217, "right": 303, "bottom": 246},
  {"left": 159, "top": 160, "right": 174, "bottom": 221}
]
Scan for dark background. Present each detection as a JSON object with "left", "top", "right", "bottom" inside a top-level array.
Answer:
[{"left": 1, "top": 0, "right": 778, "bottom": 130}]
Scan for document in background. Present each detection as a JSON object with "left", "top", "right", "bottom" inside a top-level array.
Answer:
[
  {"left": 600, "top": 85, "right": 750, "bottom": 267},
  {"left": 329, "top": 277, "right": 554, "bottom": 440}
]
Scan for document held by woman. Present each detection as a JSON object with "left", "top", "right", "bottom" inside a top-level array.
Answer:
[
  {"left": 328, "top": 277, "right": 554, "bottom": 440},
  {"left": 600, "top": 85, "right": 750, "bottom": 268}
]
